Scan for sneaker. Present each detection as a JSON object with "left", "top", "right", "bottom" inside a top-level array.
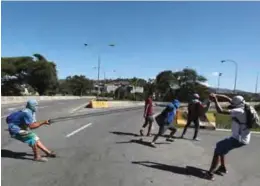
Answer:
[
  {"left": 193, "top": 138, "right": 200, "bottom": 141},
  {"left": 140, "top": 130, "right": 144, "bottom": 136},
  {"left": 215, "top": 166, "right": 228, "bottom": 174},
  {"left": 146, "top": 134, "right": 152, "bottom": 137},
  {"left": 166, "top": 138, "right": 175, "bottom": 142},
  {"left": 204, "top": 171, "right": 215, "bottom": 181},
  {"left": 46, "top": 151, "right": 56, "bottom": 158},
  {"left": 150, "top": 142, "right": 155, "bottom": 146}
]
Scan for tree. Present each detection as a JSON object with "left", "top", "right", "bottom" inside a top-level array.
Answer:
[
  {"left": 1, "top": 57, "right": 34, "bottom": 95},
  {"left": 28, "top": 61, "right": 58, "bottom": 95},
  {"left": 64, "top": 75, "right": 94, "bottom": 96},
  {"left": 153, "top": 68, "right": 209, "bottom": 101},
  {"left": 173, "top": 68, "right": 208, "bottom": 102},
  {"left": 1, "top": 54, "right": 58, "bottom": 95},
  {"left": 155, "top": 70, "right": 178, "bottom": 100}
]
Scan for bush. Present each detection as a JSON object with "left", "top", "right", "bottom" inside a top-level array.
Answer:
[{"left": 254, "top": 104, "right": 260, "bottom": 112}]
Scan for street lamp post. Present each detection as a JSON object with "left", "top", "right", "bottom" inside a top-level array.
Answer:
[
  {"left": 217, "top": 72, "right": 222, "bottom": 93},
  {"left": 221, "top": 59, "right": 238, "bottom": 93},
  {"left": 84, "top": 43, "right": 115, "bottom": 99},
  {"left": 255, "top": 73, "right": 259, "bottom": 94}
]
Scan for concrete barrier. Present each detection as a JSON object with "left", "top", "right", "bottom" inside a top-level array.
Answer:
[
  {"left": 87, "top": 100, "right": 145, "bottom": 108},
  {"left": 1, "top": 96, "right": 96, "bottom": 104}
]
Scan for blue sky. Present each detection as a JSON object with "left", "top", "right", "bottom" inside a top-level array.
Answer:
[{"left": 2, "top": 1, "right": 260, "bottom": 92}]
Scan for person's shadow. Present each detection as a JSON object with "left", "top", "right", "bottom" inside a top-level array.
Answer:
[
  {"left": 132, "top": 161, "right": 210, "bottom": 180},
  {"left": 110, "top": 131, "right": 140, "bottom": 137},
  {"left": 1, "top": 149, "right": 34, "bottom": 161},
  {"left": 116, "top": 139, "right": 170, "bottom": 148}
]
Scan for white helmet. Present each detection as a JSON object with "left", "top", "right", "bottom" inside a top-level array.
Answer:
[
  {"left": 193, "top": 93, "right": 200, "bottom": 99},
  {"left": 230, "top": 95, "right": 245, "bottom": 108}
]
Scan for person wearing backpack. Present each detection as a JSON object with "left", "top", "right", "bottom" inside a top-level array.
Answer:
[
  {"left": 150, "top": 99, "right": 180, "bottom": 147},
  {"left": 6, "top": 100, "right": 56, "bottom": 162},
  {"left": 180, "top": 93, "right": 211, "bottom": 141},
  {"left": 205, "top": 93, "right": 260, "bottom": 180}
]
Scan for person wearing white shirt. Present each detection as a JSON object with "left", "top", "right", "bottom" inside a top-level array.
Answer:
[{"left": 205, "top": 94, "right": 250, "bottom": 180}]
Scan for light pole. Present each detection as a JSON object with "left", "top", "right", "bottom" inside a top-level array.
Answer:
[
  {"left": 255, "top": 72, "right": 259, "bottom": 94},
  {"left": 221, "top": 59, "right": 238, "bottom": 93},
  {"left": 217, "top": 72, "right": 222, "bottom": 93},
  {"left": 84, "top": 43, "right": 115, "bottom": 99}
]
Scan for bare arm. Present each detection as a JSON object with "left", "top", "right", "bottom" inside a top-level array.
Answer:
[
  {"left": 215, "top": 94, "right": 232, "bottom": 103},
  {"left": 211, "top": 95, "right": 231, "bottom": 115},
  {"left": 29, "top": 120, "right": 49, "bottom": 129}
]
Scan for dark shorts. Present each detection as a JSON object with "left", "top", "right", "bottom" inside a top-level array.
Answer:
[
  {"left": 145, "top": 116, "right": 154, "bottom": 123},
  {"left": 158, "top": 125, "right": 177, "bottom": 135},
  {"left": 215, "top": 137, "right": 245, "bottom": 156}
]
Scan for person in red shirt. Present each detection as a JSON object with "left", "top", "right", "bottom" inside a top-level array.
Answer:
[{"left": 140, "top": 94, "right": 154, "bottom": 136}]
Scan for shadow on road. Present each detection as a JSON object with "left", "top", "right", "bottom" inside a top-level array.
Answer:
[
  {"left": 116, "top": 139, "right": 170, "bottom": 148},
  {"left": 132, "top": 161, "right": 209, "bottom": 180},
  {"left": 110, "top": 131, "right": 140, "bottom": 137},
  {"left": 1, "top": 149, "right": 33, "bottom": 160}
]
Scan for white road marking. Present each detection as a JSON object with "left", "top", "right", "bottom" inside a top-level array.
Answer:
[
  {"left": 66, "top": 123, "right": 92, "bottom": 138},
  {"left": 38, "top": 106, "right": 48, "bottom": 109},
  {"left": 7, "top": 108, "right": 19, "bottom": 111},
  {"left": 1, "top": 115, "right": 8, "bottom": 119},
  {"left": 70, "top": 103, "right": 88, "bottom": 113}
]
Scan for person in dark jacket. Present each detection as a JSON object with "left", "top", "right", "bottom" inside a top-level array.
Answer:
[{"left": 181, "top": 93, "right": 211, "bottom": 141}]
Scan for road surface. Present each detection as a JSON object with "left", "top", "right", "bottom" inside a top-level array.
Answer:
[{"left": 2, "top": 105, "right": 260, "bottom": 186}]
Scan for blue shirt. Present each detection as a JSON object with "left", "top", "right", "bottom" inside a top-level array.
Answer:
[
  {"left": 7, "top": 108, "right": 35, "bottom": 135},
  {"left": 161, "top": 103, "right": 177, "bottom": 125}
]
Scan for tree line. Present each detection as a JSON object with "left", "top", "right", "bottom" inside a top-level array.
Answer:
[{"left": 3, "top": 54, "right": 258, "bottom": 102}]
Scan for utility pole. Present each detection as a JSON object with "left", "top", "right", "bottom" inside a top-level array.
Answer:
[
  {"left": 217, "top": 72, "right": 222, "bottom": 93},
  {"left": 255, "top": 73, "right": 259, "bottom": 94}
]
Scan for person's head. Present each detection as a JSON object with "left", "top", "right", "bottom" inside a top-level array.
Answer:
[
  {"left": 26, "top": 99, "right": 38, "bottom": 112},
  {"left": 172, "top": 99, "right": 180, "bottom": 109},
  {"left": 228, "top": 95, "right": 245, "bottom": 109},
  {"left": 148, "top": 93, "right": 153, "bottom": 100},
  {"left": 193, "top": 93, "right": 200, "bottom": 99}
]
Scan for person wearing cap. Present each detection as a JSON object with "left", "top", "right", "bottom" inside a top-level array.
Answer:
[
  {"left": 205, "top": 94, "right": 250, "bottom": 180},
  {"left": 181, "top": 93, "right": 210, "bottom": 141},
  {"left": 150, "top": 99, "right": 180, "bottom": 146},
  {"left": 6, "top": 100, "right": 56, "bottom": 162},
  {"left": 140, "top": 94, "right": 154, "bottom": 136}
]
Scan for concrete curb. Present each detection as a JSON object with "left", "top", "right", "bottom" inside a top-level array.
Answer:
[
  {"left": 216, "top": 128, "right": 260, "bottom": 134},
  {"left": 1, "top": 96, "right": 96, "bottom": 104}
]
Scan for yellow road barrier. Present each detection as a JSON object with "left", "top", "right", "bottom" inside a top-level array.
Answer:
[
  {"left": 173, "top": 111, "right": 216, "bottom": 129},
  {"left": 90, "top": 101, "right": 108, "bottom": 108}
]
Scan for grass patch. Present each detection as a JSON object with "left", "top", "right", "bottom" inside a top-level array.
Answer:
[{"left": 211, "top": 111, "right": 260, "bottom": 132}]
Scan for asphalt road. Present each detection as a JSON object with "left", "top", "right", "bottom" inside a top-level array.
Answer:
[{"left": 1, "top": 106, "right": 260, "bottom": 186}]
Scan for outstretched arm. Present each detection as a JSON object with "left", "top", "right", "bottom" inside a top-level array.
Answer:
[
  {"left": 214, "top": 94, "right": 232, "bottom": 103},
  {"left": 210, "top": 94, "right": 231, "bottom": 115},
  {"left": 29, "top": 120, "right": 49, "bottom": 129}
]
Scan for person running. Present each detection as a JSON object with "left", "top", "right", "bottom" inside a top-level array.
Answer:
[
  {"left": 150, "top": 99, "right": 180, "bottom": 146},
  {"left": 181, "top": 93, "right": 211, "bottom": 141},
  {"left": 140, "top": 94, "right": 154, "bottom": 136},
  {"left": 6, "top": 100, "right": 56, "bottom": 162},
  {"left": 205, "top": 94, "right": 257, "bottom": 180}
]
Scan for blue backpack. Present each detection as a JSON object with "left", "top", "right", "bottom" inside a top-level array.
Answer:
[{"left": 6, "top": 111, "right": 22, "bottom": 124}]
